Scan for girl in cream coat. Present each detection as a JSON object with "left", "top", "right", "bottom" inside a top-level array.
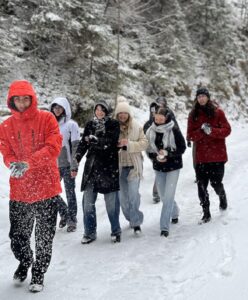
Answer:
[{"left": 115, "top": 98, "right": 148, "bottom": 234}]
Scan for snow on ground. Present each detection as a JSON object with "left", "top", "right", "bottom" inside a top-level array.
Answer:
[{"left": 0, "top": 110, "right": 248, "bottom": 300}]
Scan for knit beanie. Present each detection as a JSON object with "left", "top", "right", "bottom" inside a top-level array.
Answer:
[
  {"left": 196, "top": 88, "right": 210, "bottom": 99},
  {"left": 115, "top": 101, "right": 132, "bottom": 115}
]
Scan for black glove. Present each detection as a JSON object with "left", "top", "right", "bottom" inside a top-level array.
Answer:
[
  {"left": 201, "top": 123, "right": 212, "bottom": 135},
  {"left": 10, "top": 162, "right": 29, "bottom": 178}
]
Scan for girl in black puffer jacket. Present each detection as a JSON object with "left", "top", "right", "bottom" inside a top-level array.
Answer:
[{"left": 146, "top": 108, "right": 186, "bottom": 237}]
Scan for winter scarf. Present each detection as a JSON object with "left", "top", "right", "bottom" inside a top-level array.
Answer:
[
  {"left": 92, "top": 116, "right": 109, "bottom": 136},
  {"left": 146, "top": 120, "right": 176, "bottom": 153}
]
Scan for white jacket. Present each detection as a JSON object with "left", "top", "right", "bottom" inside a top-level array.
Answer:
[{"left": 50, "top": 97, "right": 80, "bottom": 170}]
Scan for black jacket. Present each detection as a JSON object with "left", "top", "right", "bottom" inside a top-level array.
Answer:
[
  {"left": 148, "top": 124, "right": 186, "bottom": 172},
  {"left": 75, "top": 118, "right": 120, "bottom": 194}
]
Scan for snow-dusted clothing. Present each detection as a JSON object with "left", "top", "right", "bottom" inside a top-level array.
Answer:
[
  {"left": 76, "top": 117, "right": 120, "bottom": 194},
  {"left": 187, "top": 105, "right": 231, "bottom": 164},
  {"left": 75, "top": 100, "right": 121, "bottom": 239},
  {"left": 187, "top": 99, "right": 231, "bottom": 214},
  {"left": 9, "top": 196, "right": 59, "bottom": 279},
  {"left": 115, "top": 101, "right": 148, "bottom": 228},
  {"left": 0, "top": 81, "right": 62, "bottom": 202},
  {"left": 50, "top": 97, "right": 80, "bottom": 171},
  {"left": 146, "top": 118, "right": 186, "bottom": 233},
  {"left": 50, "top": 97, "right": 80, "bottom": 225},
  {"left": 0, "top": 80, "right": 62, "bottom": 288}
]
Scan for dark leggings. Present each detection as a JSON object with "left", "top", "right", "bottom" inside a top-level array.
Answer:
[{"left": 195, "top": 162, "right": 226, "bottom": 208}]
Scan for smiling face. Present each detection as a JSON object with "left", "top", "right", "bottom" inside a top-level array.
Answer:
[
  {"left": 13, "top": 95, "right": 32, "bottom": 112},
  {"left": 154, "top": 113, "right": 166, "bottom": 125},
  {"left": 117, "top": 112, "right": 129, "bottom": 123},
  {"left": 95, "top": 105, "right": 106, "bottom": 119}
]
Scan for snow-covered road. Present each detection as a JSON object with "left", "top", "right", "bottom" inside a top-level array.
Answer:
[{"left": 0, "top": 116, "right": 248, "bottom": 300}]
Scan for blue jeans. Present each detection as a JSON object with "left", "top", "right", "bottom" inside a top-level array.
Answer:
[
  {"left": 119, "top": 167, "right": 144, "bottom": 227},
  {"left": 155, "top": 169, "right": 180, "bottom": 232},
  {"left": 59, "top": 167, "right": 77, "bottom": 224},
  {"left": 82, "top": 185, "right": 121, "bottom": 239}
]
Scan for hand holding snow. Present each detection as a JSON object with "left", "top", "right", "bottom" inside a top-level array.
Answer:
[
  {"left": 201, "top": 123, "right": 212, "bottom": 135},
  {"left": 10, "top": 162, "right": 29, "bottom": 178}
]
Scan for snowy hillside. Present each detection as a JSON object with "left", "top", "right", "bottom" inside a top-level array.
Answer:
[
  {"left": 1, "top": 0, "right": 248, "bottom": 122},
  {"left": 0, "top": 109, "right": 248, "bottom": 300}
]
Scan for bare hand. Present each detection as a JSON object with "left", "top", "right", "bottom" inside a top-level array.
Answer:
[
  {"left": 118, "top": 138, "right": 128, "bottom": 147},
  {"left": 71, "top": 171, "right": 78, "bottom": 178}
]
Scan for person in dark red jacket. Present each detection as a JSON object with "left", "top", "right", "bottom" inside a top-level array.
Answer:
[
  {"left": 0, "top": 80, "right": 62, "bottom": 293},
  {"left": 187, "top": 87, "right": 231, "bottom": 223}
]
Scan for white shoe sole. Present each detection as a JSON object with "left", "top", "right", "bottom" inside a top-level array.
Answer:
[{"left": 29, "top": 283, "right": 43, "bottom": 293}]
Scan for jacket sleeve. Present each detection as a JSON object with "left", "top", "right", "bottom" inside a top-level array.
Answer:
[
  {"left": 69, "top": 121, "right": 80, "bottom": 170},
  {"left": 209, "top": 109, "right": 231, "bottom": 139},
  {"left": 167, "top": 126, "right": 186, "bottom": 158},
  {"left": 0, "top": 124, "right": 18, "bottom": 167},
  {"left": 75, "top": 122, "right": 90, "bottom": 163},
  {"left": 26, "top": 114, "right": 62, "bottom": 169},
  {"left": 70, "top": 121, "right": 81, "bottom": 142},
  {"left": 187, "top": 114, "right": 205, "bottom": 142},
  {"left": 127, "top": 127, "right": 148, "bottom": 153}
]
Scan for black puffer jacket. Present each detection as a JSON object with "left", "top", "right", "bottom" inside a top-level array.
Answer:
[{"left": 75, "top": 118, "right": 120, "bottom": 194}]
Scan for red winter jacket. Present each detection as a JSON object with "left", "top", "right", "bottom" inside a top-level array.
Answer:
[
  {"left": 187, "top": 107, "right": 231, "bottom": 164},
  {"left": 0, "top": 80, "right": 62, "bottom": 203}
]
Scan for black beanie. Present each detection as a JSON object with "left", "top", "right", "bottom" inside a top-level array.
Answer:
[{"left": 196, "top": 88, "right": 210, "bottom": 99}]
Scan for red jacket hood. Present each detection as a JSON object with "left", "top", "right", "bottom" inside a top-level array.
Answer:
[{"left": 7, "top": 80, "right": 38, "bottom": 118}]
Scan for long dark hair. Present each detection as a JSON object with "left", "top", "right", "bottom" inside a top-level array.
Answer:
[{"left": 190, "top": 99, "right": 218, "bottom": 121}]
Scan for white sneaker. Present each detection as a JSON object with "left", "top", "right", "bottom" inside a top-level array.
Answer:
[
  {"left": 29, "top": 283, "right": 44, "bottom": 293},
  {"left": 81, "top": 236, "right": 95, "bottom": 244}
]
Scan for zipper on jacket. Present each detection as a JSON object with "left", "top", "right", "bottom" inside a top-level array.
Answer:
[
  {"left": 32, "top": 129, "right": 35, "bottom": 153},
  {"left": 18, "top": 131, "right": 25, "bottom": 158}
]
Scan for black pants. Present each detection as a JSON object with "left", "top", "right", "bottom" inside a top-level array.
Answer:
[
  {"left": 9, "top": 196, "right": 59, "bottom": 275},
  {"left": 195, "top": 162, "right": 226, "bottom": 209},
  {"left": 58, "top": 167, "right": 77, "bottom": 224}
]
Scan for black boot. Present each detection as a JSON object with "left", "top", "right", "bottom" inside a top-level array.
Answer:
[
  {"left": 201, "top": 207, "right": 211, "bottom": 223},
  {"left": 13, "top": 263, "right": 30, "bottom": 283},
  {"left": 219, "top": 194, "right": 228, "bottom": 210}
]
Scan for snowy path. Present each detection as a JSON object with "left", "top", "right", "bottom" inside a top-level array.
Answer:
[{"left": 0, "top": 120, "right": 248, "bottom": 299}]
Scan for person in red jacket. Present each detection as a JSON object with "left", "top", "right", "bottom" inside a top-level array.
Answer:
[
  {"left": 0, "top": 80, "right": 62, "bottom": 293},
  {"left": 187, "top": 88, "right": 231, "bottom": 223}
]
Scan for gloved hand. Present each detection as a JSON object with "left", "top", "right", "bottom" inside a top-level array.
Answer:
[
  {"left": 88, "top": 135, "right": 98, "bottom": 144},
  {"left": 10, "top": 162, "right": 29, "bottom": 178},
  {"left": 201, "top": 123, "right": 212, "bottom": 135}
]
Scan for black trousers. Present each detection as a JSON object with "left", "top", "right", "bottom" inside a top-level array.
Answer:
[
  {"left": 195, "top": 162, "right": 226, "bottom": 209},
  {"left": 9, "top": 196, "right": 59, "bottom": 275}
]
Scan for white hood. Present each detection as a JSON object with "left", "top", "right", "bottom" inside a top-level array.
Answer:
[{"left": 50, "top": 97, "right": 71, "bottom": 122}]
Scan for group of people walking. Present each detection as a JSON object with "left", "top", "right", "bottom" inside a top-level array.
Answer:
[{"left": 0, "top": 81, "right": 231, "bottom": 292}]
